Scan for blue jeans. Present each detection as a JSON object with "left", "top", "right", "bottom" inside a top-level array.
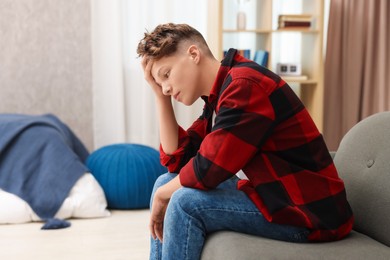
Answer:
[{"left": 150, "top": 173, "right": 310, "bottom": 260}]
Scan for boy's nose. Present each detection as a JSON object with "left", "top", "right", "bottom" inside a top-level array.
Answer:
[{"left": 162, "top": 85, "right": 172, "bottom": 96}]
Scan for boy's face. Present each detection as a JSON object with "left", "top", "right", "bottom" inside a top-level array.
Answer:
[{"left": 150, "top": 46, "right": 202, "bottom": 106}]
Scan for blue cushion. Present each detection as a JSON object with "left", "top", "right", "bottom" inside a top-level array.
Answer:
[{"left": 86, "top": 144, "right": 167, "bottom": 209}]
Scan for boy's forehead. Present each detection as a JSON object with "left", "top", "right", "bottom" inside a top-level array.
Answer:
[
  {"left": 151, "top": 55, "right": 175, "bottom": 77},
  {"left": 150, "top": 62, "right": 159, "bottom": 78},
  {"left": 150, "top": 58, "right": 165, "bottom": 79}
]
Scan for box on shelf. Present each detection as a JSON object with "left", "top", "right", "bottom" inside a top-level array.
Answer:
[{"left": 276, "top": 63, "right": 302, "bottom": 76}]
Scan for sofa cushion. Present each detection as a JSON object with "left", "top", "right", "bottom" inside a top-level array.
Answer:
[
  {"left": 334, "top": 112, "right": 390, "bottom": 247},
  {"left": 201, "top": 231, "right": 390, "bottom": 260}
]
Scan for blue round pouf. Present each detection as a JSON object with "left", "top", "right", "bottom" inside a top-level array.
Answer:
[{"left": 86, "top": 143, "right": 167, "bottom": 209}]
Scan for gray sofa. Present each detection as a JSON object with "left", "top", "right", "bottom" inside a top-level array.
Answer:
[{"left": 201, "top": 112, "right": 390, "bottom": 259}]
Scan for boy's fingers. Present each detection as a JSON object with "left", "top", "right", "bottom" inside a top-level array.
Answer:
[
  {"left": 155, "top": 223, "right": 163, "bottom": 242},
  {"left": 149, "top": 219, "right": 163, "bottom": 242},
  {"left": 145, "top": 59, "right": 153, "bottom": 74},
  {"left": 143, "top": 59, "right": 154, "bottom": 82},
  {"left": 149, "top": 220, "right": 157, "bottom": 240},
  {"left": 141, "top": 57, "right": 148, "bottom": 70}
]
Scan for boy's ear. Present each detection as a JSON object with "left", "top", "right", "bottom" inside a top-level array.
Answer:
[{"left": 187, "top": 45, "right": 200, "bottom": 64}]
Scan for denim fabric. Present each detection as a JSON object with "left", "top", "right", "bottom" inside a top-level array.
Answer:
[{"left": 150, "top": 173, "right": 310, "bottom": 260}]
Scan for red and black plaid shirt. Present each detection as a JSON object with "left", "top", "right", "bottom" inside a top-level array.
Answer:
[{"left": 160, "top": 49, "right": 354, "bottom": 242}]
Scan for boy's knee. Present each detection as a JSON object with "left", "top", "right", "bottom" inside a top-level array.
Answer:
[
  {"left": 150, "top": 173, "right": 177, "bottom": 208},
  {"left": 169, "top": 187, "right": 203, "bottom": 214},
  {"left": 153, "top": 172, "right": 177, "bottom": 190}
]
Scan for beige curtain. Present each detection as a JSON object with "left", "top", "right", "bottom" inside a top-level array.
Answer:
[{"left": 323, "top": 0, "right": 390, "bottom": 150}]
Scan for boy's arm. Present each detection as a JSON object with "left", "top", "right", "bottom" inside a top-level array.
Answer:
[
  {"left": 156, "top": 97, "right": 179, "bottom": 154},
  {"left": 142, "top": 58, "right": 178, "bottom": 154},
  {"left": 141, "top": 57, "right": 207, "bottom": 171},
  {"left": 142, "top": 58, "right": 182, "bottom": 241},
  {"left": 159, "top": 106, "right": 210, "bottom": 173}
]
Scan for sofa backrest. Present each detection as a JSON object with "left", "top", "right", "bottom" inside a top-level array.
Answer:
[{"left": 334, "top": 111, "right": 390, "bottom": 247}]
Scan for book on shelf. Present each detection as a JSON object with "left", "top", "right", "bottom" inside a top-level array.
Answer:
[
  {"left": 253, "top": 50, "right": 269, "bottom": 67},
  {"left": 278, "top": 14, "right": 313, "bottom": 22},
  {"left": 223, "top": 49, "right": 269, "bottom": 67},
  {"left": 237, "top": 49, "right": 251, "bottom": 59},
  {"left": 278, "top": 21, "right": 311, "bottom": 28},
  {"left": 278, "top": 14, "right": 312, "bottom": 29},
  {"left": 224, "top": 49, "right": 251, "bottom": 59}
]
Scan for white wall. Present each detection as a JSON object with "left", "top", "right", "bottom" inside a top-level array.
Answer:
[{"left": 0, "top": 0, "right": 94, "bottom": 150}]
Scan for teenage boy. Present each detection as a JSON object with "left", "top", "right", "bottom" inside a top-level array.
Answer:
[{"left": 137, "top": 23, "right": 353, "bottom": 260}]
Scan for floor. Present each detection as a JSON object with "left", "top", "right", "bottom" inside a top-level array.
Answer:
[{"left": 0, "top": 210, "right": 150, "bottom": 260}]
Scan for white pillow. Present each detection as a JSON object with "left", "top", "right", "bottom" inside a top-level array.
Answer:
[
  {"left": 0, "top": 189, "right": 32, "bottom": 224},
  {"left": 0, "top": 173, "right": 110, "bottom": 224}
]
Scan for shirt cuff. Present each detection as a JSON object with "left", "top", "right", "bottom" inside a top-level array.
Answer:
[{"left": 159, "top": 126, "right": 190, "bottom": 172}]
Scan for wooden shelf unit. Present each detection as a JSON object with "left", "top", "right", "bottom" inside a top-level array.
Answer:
[{"left": 207, "top": 0, "right": 325, "bottom": 131}]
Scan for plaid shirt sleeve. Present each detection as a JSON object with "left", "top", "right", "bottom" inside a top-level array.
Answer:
[
  {"left": 179, "top": 77, "right": 275, "bottom": 190},
  {"left": 160, "top": 102, "right": 211, "bottom": 173}
]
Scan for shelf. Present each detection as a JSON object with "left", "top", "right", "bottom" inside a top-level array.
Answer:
[
  {"left": 223, "top": 29, "right": 272, "bottom": 33},
  {"left": 213, "top": 0, "right": 325, "bottom": 131},
  {"left": 274, "top": 28, "right": 320, "bottom": 33},
  {"left": 282, "top": 78, "right": 318, "bottom": 84},
  {"left": 223, "top": 29, "right": 320, "bottom": 34}
]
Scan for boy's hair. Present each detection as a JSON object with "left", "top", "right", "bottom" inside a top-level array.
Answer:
[{"left": 137, "top": 23, "right": 213, "bottom": 60}]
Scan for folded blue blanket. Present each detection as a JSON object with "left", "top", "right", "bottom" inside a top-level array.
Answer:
[{"left": 0, "top": 114, "right": 89, "bottom": 227}]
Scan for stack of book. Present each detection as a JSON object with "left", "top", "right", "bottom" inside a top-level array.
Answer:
[
  {"left": 278, "top": 14, "right": 312, "bottom": 29},
  {"left": 253, "top": 50, "right": 269, "bottom": 67},
  {"left": 223, "top": 49, "right": 269, "bottom": 67},
  {"left": 237, "top": 49, "right": 251, "bottom": 59},
  {"left": 223, "top": 49, "right": 251, "bottom": 59}
]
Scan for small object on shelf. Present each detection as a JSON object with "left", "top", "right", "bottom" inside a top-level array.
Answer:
[
  {"left": 235, "top": 0, "right": 250, "bottom": 30},
  {"left": 253, "top": 50, "right": 269, "bottom": 67},
  {"left": 237, "top": 11, "right": 247, "bottom": 30},
  {"left": 277, "top": 62, "right": 302, "bottom": 76}
]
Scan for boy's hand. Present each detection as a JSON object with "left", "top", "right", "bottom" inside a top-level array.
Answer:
[
  {"left": 141, "top": 57, "right": 170, "bottom": 100},
  {"left": 149, "top": 188, "right": 169, "bottom": 242},
  {"left": 149, "top": 175, "right": 182, "bottom": 242}
]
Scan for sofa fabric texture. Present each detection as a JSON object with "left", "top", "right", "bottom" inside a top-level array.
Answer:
[
  {"left": 202, "top": 231, "right": 390, "bottom": 260},
  {"left": 201, "top": 112, "right": 390, "bottom": 259},
  {"left": 333, "top": 112, "right": 390, "bottom": 247}
]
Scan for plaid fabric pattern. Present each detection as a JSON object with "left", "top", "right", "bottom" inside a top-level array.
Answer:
[{"left": 160, "top": 49, "right": 354, "bottom": 241}]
